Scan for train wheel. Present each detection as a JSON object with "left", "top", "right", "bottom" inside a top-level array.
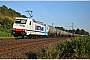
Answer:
[{"left": 21, "top": 35, "right": 24, "bottom": 39}]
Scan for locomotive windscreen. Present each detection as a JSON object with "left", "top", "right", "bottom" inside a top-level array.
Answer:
[{"left": 15, "top": 19, "right": 27, "bottom": 24}]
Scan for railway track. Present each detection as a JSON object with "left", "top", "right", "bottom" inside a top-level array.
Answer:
[{"left": 0, "top": 37, "right": 68, "bottom": 54}]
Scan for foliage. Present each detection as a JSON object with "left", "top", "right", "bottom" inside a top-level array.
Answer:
[
  {"left": 0, "top": 32, "right": 13, "bottom": 37},
  {"left": 55, "top": 27, "right": 65, "bottom": 31},
  {"left": 55, "top": 27, "right": 89, "bottom": 35},
  {"left": 0, "top": 5, "right": 27, "bottom": 37},
  {"left": 0, "top": 5, "right": 26, "bottom": 20},
  {"left": 75, "top": 28, "right": 89, "bottom": 35},
  {"left": 75, "top": 28, "right": 81, "bottom": 34},
  {"left": 0, "top": 17, "right": 13, "bottom": 37},
  {"left": 36, "top": 37, "right": 90, "bottom": 59}
]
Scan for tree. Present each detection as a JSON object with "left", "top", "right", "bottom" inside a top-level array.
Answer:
[
  {"left": 0, "top": 5, "right": 27, "bottom": 20},
  {"left": 68, "top": 29, "right": 72, "bottom": 33},
  {"left": 80, "top": 29, "right": 85, "bottom": 35},
  {"left": 86, "top": 32, "right": 89, "bottom": 35},
  {"left": 55, "top": 27, "right": 65, "bottom": 31},
  {"left": 2, "top": 5, "right": 8, "bottom": 9},
  {"left": 75, "top": 28, "right": 81, "bottom": 34}
]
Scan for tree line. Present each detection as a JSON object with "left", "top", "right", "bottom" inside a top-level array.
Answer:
[
  {"left": 0, "top": 5, "right": 26, "bottom": 20},
  {"left": 55, "top": 27, "right": 89, "bottom": 35}
]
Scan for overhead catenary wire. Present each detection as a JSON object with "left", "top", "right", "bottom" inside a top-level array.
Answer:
[
  {"left": 25, "top": 2, "right": 44, "bottom": 19},
  {"left": 39, "top": 1, "right": 65, "bottom": 27},
  {"left": 11, "top": 1, "right": 50, "bottom": 23},
  {"left": 25, "top": 2, "right": 51, "bottom": 22},
  {"left": 46, "top": 2, "right": 70, "bottom": 26},
  {"left": 40, "top": 1, "right": 62, "bottom": 23},
  {"left": 10, "top": 1, "right": 63, "bottom": 26},
  {"left": 11, "top": 1, "right": 27, "bottom": 10},
  {"left": 45, "top": 2, "right": 63, "bottom": 23}
]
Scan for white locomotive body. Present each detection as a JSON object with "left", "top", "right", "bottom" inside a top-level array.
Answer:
[{"left": 12, "top": 17, "right": 48, "bottom": 38}]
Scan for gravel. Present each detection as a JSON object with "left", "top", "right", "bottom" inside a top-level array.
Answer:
[{"left": 0, "top": 37, "right": 69, "bottom": 59}]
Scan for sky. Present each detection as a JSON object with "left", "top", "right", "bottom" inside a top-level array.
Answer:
[{"left": 0, "top": 1, "right": 90, "bottom": 34}]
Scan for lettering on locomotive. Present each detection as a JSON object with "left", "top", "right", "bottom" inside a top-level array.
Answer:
[{"left": 35, "top": 25, "right": 44, "bottom": 31}]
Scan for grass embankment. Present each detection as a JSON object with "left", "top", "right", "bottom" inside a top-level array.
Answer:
[{"left": 36, "top": 37, "right": 90, "bottom": 59}]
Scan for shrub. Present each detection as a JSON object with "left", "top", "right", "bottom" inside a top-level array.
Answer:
[
  {"left": 36, "top": 37, "right": 90, "bottom": 59},
  {"left": 0, "top": 31, "right": 13, "bottom": 37}
]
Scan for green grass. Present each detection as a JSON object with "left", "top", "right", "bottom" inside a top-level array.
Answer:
[
  {"left": 36, "top": 36, "right": 90, "bottom": 59},
  {"left": 0, "top": 31, "right": 13, "bottom": 37}
]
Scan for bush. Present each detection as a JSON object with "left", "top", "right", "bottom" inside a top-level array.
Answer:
[
  {"left": 0, "top": 31, "right": 13, "bottom": 37},
  {"left": 0, "top": 17, "right": 13, "bottom": 37},
  {"left": 36, "top": 37, "right": 90, "bottom": 59}
]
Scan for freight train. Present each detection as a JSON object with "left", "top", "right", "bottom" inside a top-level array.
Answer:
[{"left": 12, "top": 17, "right": 76, "bottom": 38}]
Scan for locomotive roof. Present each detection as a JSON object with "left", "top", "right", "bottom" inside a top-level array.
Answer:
[
  {"left": 16, "top": 17, "right": 28, "bottom": 19},
  {"left": 15, "top": 17, "right": 47, "bottom": 26},
  {"left": 32, "top": 19, "right": 46, "bottom": 26}
]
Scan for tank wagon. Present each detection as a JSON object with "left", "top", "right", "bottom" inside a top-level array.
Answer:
[{"left": 12, "top": 17, "right": 73, "bottom": 38}]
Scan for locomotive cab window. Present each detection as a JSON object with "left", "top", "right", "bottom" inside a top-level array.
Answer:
[
  {"left": 15, "top": 19, "right": 27, "bottom": 24},
  {"left": 29, "top": 21, "right": 31, "bottom": 25}
]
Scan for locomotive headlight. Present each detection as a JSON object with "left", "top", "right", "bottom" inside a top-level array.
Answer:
[
  {"left": 22, "top": 29, "right": 26, "bottom": 32},
  {"left": 22, "top": 29, "right": 25, "bottom": 31}
]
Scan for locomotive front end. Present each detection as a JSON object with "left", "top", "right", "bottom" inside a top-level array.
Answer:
[{"left": 12, "top": 17, "right": 27, "bottom": 37}]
